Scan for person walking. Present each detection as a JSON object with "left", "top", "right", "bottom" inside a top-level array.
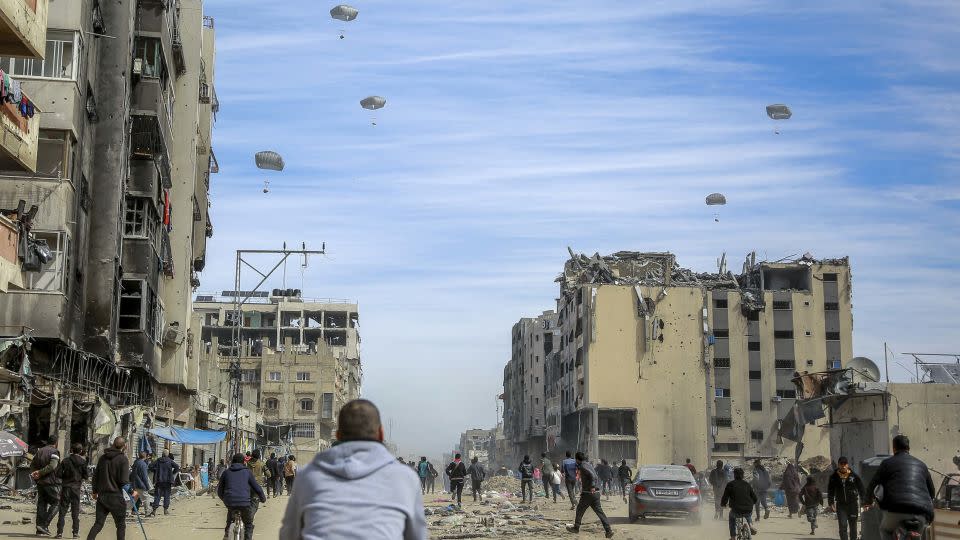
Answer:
[
  {"left": 266, "top": 453, "right": 282, "bottom": 497},
  {"left": 709, "top": 460, "right": 728, "bottom": 520},
  {"left": 31, "top": 435, "right": 62, "bottom": 536},
  {"left": 519, "top": 456, "right": 535, "bottom": 503},
  {"left": 148, "top": 450, "right": 179, "bottom": 516},
  {"left": 283, "top": 455, "right": 297, "bottom": 494},
  {"left": 597, "top": 460, "right": 614, "bottom": 500},
  {"left": 417, "top": 457, "right": 430, "bottom": 494},
  {"left": 278, "top": 399, "right": 428, "bottom": 540},
  {"left": 217, "top": 453, "right": 266, "bottom": 540},
  {"left": 616, "top": 460, "right": 632, "bottom": 502},
  {"left": 800, "top": 476, "right": 824, "bottom": 535},
  {"left": 540, "top": 453, "right": 554, "bottom": 501},
  {"left": 864, "top": 435, "right": 936, "bottom": 540},
  {"left": 246, "top": 450, "right": 268, "bottom": 517},
  {"left": 561, "top": 451, "right": 579, "bottom": 510},
  {"left": 467, "top": 457, "right": 486, "bottom": 502},
  {"left": 130, "top": 452, "right": 151, "bottom": 517},
  {"left": 752, "top": 459, "right": 771, "bottom": 520},
  {"left": 427, "top": 462, "right": 438, "bottom": 494},
  {"left": 721, "top": 468, "right": 759, "bottom": 540},
  {"left": 445, "top": 454, "right": 467, "bottom": 508},
  {"left": 565, "top": 452, "right": 614, "bottom": 538},
  {"left": 685, "top": 458, "right": 698, "bottom": 476},
  {"left": 277, "top": 455, "right": 287, "bottom": 495},
  {"left": 88, "top": 437, "right": 136, "bottom": 540},
  {"left": 828, "top": 456, "right": 865, "bottom": 540},
  {"left": 781, "top": 462, "right": 802, "bottom": 518},
  {"left": 55, "top": 443, "right": 88, "bottom": 539},
  {"left": 215, "top": 458, "right": 227, "bottom": 481},
  {"left": 264, "top": 453, "right": 277, "bottom": 498},
  {"left": 552, "top": 464, "right": 563, "bottom": 502}
]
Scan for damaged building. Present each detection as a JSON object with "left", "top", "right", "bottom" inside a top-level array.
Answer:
[
  {"left": 0, "top": 0, "right": 219, "bottom": 466},
  {"left": 502, "top": 248, "right": 853, "bottom": 466},
  {"left": 193, "top": 291, "right": 363, "bottom": 462},
  {"left": 503, "top": 310, "right": 558, "bottom": 460}
]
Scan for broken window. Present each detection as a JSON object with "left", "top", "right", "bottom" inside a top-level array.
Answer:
[
  {"left": 299, "top": 398, "right": 314, "bottom": 411},
  {"left": 748, "top": 341, "right": 761, "bottom": 351},
  {"left": 264, "top": 398, "right": 278, "bottom": 410},
  {"left": 714, "top": 299, "right": 728, "bottom": 309},
  {"left": 772, "top": 301, "right": 792, "bottom": 310},
  {"left": 26, "top": 231, "right": 69, "bottom": 292},
  {"left": 776, "top": 389, "right": 797, "bottom": 399},
  {"left": 824, "top": 302, "right": 839, "bottom": 311},
  {"left": 598, "top": 409, "right": 637, "bottom": 436},
  {"left": 750, "top": 401, "right": 763, "bottom": 411},
  {"left": 715, "top": 388, "right": 731, "bottom": 398},
  {"left": 296, "top": 372, "right": 310, "bottom": 382},
  {"left": 713, "top": 417, "right": 732, "bottom": 428},
  {"left": 713, "top": 442, "right": 742, "bottom": 452},
  {"left": 292, "top": 422, "right": 315, "bottom": 438},
  {"left": 119, "top": 280, "right": 144, "bottom": 330},
  {"left": 713, "top": 357, "right": 730, "bottom": 368},
  {"left": 774, "top": 330, "right": 794, "bottom": 339},
  {"left": 825, "top": 332, "right": 841, "bottom": 341},
  {"left": 749, "top": 370, "right": 761, "bottom": 380},
  {"left": 822, "top": 273, "right": 838, "bottom": 282},
  {"left": 135, "top": 37, "right": 166, "bottom": 80},
  {"left": 775, "top": 359, "right": 795, "bottom": 369},
  {"left": 321, "top": 393, "right": 334, "bottom": 419},
  {"left": 124, "top": 197, "right": 160, "bottom": 242},
  {"left": 763, "top": 267, "right": 812, "bottom": 291},
  {"left": 713, "top": 329, "right": 729, "bottom": 338},
  {"left": 747, "top": 311, "right": 760, "bottom": 322},
  {"left": 543, "top": 333, "right": 553, "bottom": 354},
  {"left": 598, "top": 440, "right": 637, "bottom": 462},
  {"left": 750, "top": 430, "right": 764, "bottom": 442}
]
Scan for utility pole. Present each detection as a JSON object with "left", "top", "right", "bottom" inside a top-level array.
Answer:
[{"left": 227, "top": 244, "right": 325, "bottom": 455}]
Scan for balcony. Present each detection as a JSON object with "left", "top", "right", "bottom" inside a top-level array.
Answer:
[
  {"left": 0, "top": 213, "right": 21, "bottom": 291},
  {"left": 0, "top": 0, "right": 48, "bottom": 58},
  {"left": 0, "top": 87, "right": 39, "bottom": 172}
]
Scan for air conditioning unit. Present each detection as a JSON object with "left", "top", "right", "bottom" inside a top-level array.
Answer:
[
  {"left": 163, "top": 324, "right": 185, "bottom": 347},
  {"left": 133, "top": 58, "right": 143, "bottom": 77}
]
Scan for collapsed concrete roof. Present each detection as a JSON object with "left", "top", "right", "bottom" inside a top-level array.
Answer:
[{"left": 557, "top": 247, "right": 850, "bottom": 299}]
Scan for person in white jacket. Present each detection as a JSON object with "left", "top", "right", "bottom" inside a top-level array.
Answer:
[{"left": 279, "top": 399, "right": 428, "bottom": 540}]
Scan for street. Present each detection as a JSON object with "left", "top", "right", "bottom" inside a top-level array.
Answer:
[{"left": 2, "top": 488, "right": 845, "bottom": 540}]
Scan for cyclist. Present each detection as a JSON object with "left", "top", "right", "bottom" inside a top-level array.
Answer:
[
  {"left": 863, "top": 435, "right": 936, "bottom": 540},
  {"left": 218, "top": 453, "right": 266, "bottom": 540},
  {"left": 721, "top": 467, "right": 758, "bottom": 540}
]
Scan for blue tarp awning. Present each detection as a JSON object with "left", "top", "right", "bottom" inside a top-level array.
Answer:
[{"left": 148, "top": 426, "right": 226, "bottom": 445}]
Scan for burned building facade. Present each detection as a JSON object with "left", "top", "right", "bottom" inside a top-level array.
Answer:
[
  {"left": 504, "top": 249, "right": 853, "bottom": 467},
  {"left": 0, "top": 0, "right": 218, "bottom": 461}
]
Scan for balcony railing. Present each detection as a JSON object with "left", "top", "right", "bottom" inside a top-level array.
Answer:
[{"left": 0, "top": 0, "right": 49, "bottom": 59}]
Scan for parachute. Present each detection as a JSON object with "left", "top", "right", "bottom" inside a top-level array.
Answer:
[
  {"left": 706, "top": 193, "right": 726, "bottom": 222},
  {"left": 360, "top": 96, "right": 387, "bottom": 126},
  {"left": 255, "top": 151, "right": 284, "bottom": 193},
  {"left": 766, "top": 104, "right": 791, "bottom": 134},
  {"left": 330, "top": 5, "right": 358, "bottom": 39},
  {"left": 255, "top": 151, "right": 284, "bottom": 172}
]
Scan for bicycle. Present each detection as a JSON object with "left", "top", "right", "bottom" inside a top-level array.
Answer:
[
  {"left": 734, "top": 514, "right": 753, "bottom": 540},
  {"left": 227, "top": 509, "right": 244, "bottom": 540}
]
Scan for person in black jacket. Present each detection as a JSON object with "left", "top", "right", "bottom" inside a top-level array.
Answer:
[
  {"left": 518, "top": 456, "right": 534, "bottom": 503},
  {"left": 864, "top": 435, "right": 936, "bottom": 540},
  {"left": 56, "top": 443, "right": 88, "bottom": 539},
  {"left": 565, "top": 452, "right": 613, "bottom": 538},
  {"left": 31, "top": 435, "right": 62, "bottom": 536},
  {"left": 721, "top": 468, "right": 758, "bottom": 540},
  {"left": 148, "top": 451, "right": 180, "bottom": 516},
  {"left": 445, "top": 454, "right": 467, "bottom": 508},
  {"left": 265, "top": 453, "right": 279, "bottom": 498},
  {"left": 88, "top": 437, "right": 136, "bottom": 540},
  {"left": 709, "top": 460, "right": 728, "bottom": 520},
  {"left": 828, "top": 456, "right": 865, "bottom": 540},
  {"left": 218, "top": 454, "right": 266, "bottom": 540}
]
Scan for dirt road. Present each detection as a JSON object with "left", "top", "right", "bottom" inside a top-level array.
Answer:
[{"left": 1, "top": 489, "right": 836, "bottom": 540}]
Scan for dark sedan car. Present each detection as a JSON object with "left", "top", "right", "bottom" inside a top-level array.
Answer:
[{"left": 628, "top": 465, "right": 702, "bottom": 524}]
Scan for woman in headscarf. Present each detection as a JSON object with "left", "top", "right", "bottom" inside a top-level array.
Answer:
[{"left": 781, "top": 462, "right": 802, "bottom": 517}]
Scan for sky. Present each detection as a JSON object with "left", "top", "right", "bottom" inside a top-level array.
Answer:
[{"left": 202, "top": 0, "right": 959, "bottom": 458}]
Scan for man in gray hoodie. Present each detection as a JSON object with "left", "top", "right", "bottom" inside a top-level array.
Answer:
[{"left": 279, "top": 399, "right": 428, "bottom": 540}]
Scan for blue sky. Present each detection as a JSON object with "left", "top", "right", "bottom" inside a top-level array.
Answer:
[{"left": 202, "top": 0, "right": 959, "bottom": 458}]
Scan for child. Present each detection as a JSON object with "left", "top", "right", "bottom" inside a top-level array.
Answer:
[{"left": 799, "top": 476, "right": 824, "bottom": 535}]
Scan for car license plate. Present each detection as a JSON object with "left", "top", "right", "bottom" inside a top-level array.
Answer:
[{"left": 653, "top": 489, "right": 681, "bottom": 496}]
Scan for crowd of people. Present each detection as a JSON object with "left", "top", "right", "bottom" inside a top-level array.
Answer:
[{"left": 25, "top": 408, "right": 939, "bottom": 540}]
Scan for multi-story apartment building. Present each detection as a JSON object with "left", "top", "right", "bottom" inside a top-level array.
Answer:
[
  {"left": 507, "top": 250, "right": 852, "bottom": 468},
  {"left": 457, "top": 428, "right": 493, "bottom": 467},
  {"left": 193, "top": 291, "right": 363, "bottom": 461},
  {"left": 0, "top": 0, "right": 217, "bottom": 456},
  {"left": 502, "top": 310, "right": 557, "bottom": 462}
]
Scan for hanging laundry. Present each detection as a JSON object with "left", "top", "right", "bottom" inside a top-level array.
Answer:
[
  {"left": 0, "top": 69, "right": 6, "bottom": 100},
  {"left": 11, "top": 79, "right": 21, "bottom": 103}
]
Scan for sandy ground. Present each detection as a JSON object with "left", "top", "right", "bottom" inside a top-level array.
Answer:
[{"left": 1, "top": 488, "right": 839, "bottom": 540}]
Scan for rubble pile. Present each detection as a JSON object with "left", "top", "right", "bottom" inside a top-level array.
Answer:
[
  {"left": 426, "top": 501, "right": 573, "bottom": 539},
  {"left": 484, "top": 476, "right": 521, "bottom": 494}
]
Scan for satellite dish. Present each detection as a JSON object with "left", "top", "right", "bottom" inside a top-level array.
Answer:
[{"left": 847, "top": 357, "right": 881, "bottom": 382}]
